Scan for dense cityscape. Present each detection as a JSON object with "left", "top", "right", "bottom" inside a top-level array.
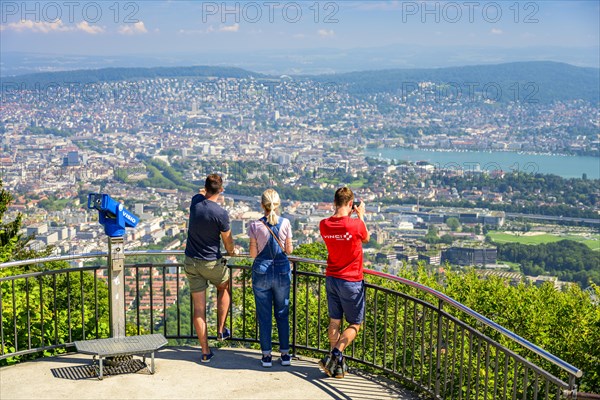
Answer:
[{"left": 1, "top": 67, "right": 598, "bottom": 293}]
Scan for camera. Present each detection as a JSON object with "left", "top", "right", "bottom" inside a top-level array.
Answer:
[{"left": 352, "top": 199, "right": 361, "bottom": 209}]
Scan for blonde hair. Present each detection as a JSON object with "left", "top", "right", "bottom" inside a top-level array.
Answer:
[{"left": 261, "top": 189, "right": 280, "bottom": 226}]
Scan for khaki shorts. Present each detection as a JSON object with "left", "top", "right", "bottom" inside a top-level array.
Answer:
[{"left": 184, "top": 256, "right": 230, "bottom": 293}]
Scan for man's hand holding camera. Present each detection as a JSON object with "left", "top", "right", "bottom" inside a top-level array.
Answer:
[{"left": 351, "top": 200, "right": 366, "bottom": 221}]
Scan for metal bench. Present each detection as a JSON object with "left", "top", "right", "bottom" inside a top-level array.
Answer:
[{"left": 74, "top": 334, "right": 168, "bottom": 380}]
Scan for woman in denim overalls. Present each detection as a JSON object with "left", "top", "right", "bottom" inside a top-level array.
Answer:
[{"left": 248, "top": 189, "right": 293, "bottom": 367}]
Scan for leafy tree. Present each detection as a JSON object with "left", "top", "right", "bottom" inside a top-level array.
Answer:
[
  {"left": 446, "top": 217, "right": 461, "bottom": 232},
  {"left": 1, "top": 182, "right": 32, "bottom": 262},
  {"left": 424, "top": 225, "right": 440, "bottom": 244},
  {"left": 439, "top": 234, "right": 454, "bottom": 245},
  {"left": 495, "top": 240, "right": 600, "bottom": 286}
]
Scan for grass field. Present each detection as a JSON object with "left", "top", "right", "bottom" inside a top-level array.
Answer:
[
  {"left": 487, "top": 232, "right": 600, "bottom": 251},
  {"left": 316, "top": 177, "right": 367, "bottom": 188}
]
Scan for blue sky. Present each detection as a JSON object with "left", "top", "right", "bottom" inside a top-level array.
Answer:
[{"left": 1, "top": 1, "right": 598, "bottom": 70}]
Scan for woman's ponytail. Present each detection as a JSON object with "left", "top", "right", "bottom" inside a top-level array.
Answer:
[{"left": 261, "top": 189, "right": 281, "bottom": 225}]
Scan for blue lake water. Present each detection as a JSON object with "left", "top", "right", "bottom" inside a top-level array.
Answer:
[{"left": 365, "top": 148, "right": 600, "bottom": 179}]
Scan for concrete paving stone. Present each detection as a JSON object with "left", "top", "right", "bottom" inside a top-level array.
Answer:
[{"left": 0, "top": 346, "right": 423, "bottom": 400}]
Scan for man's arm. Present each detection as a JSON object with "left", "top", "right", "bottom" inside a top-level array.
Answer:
[
  {"left": 354, "top": 202, "right": 370, "bottom": 244},
  {"left": 221, "top": 230, "right": 235, "bottom": 256},
  {"left": 361, "top": 221, "right": 370, "bottom": 244}
]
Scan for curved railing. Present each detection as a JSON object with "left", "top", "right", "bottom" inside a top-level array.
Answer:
[{"left": 0, "top": 251, "right": 584, "bottom": 399}]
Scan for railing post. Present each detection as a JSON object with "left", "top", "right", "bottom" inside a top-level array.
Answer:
[
  {"left": 435, "top": 299, "right": 444, "bottom": 398},
  {"left": 108, "top": 237, "right": 126, "bottom": 338},
  {"left": 291, "top": 261, "right": 298, "bottom": 357}
]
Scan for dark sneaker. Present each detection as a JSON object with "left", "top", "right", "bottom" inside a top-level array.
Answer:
[
  {"left": 319, "top": 354, "right": 338, "bottom": 376},
  {"left": 280, "top": 353, "right": 291, "bottom": 366},
  {"left": 261, "top": 354, "right": 272, "bottom": 368},
  {"left": 201, "top": 352, "right": 214, "bottom": 363},
  {"left": 333, "top": 357, "right": 348, "bottom": 379},
  {"left": 217, "top": 328, "right": 231, "bottom": 341}
]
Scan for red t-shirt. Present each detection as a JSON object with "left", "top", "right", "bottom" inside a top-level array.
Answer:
[{"left": 319, "top": 216, "right": 368, "bottom": 281}]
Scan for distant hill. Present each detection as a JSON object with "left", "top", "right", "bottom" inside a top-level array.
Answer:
[
  {"left": 309, "top": 61, "right": 600, "bottom": 103},
  {"left": 0, "top": 65, "right": 266, "bottom": 88},
  {"left": 2, "top": 62, "right": 598, "bottom": 103}
]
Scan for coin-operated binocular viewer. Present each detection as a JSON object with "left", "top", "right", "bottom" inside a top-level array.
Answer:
[
  {"left": 88, "top": 193, "right": 139, "bottom": 237},
  {"left": 88, "top": 193, "right": 139, "bottom": 337}
]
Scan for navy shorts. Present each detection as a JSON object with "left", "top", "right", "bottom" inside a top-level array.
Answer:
[{"left": 325, "top": 276, "right": 365, "bottom": 325}]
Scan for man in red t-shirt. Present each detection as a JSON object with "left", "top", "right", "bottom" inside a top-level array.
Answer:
[{"left": 319, "top": 187, "right": 370, "bottom": 378}]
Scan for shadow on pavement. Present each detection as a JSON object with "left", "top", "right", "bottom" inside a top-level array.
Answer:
[{"left": 156, "top": 346, "right": 421, "bottom": 400}]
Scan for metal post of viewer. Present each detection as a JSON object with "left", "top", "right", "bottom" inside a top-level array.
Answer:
[{"left": 108, "top": 236, "right": 126, "bottom": 338}]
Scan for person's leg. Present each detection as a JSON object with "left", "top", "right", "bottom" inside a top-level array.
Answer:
[
  {"left": 191, "top": 290, "right": 210, "bottom": 355},
  {"left": 330, "top": 280, "right": 365, "bottom": 378},
  {"left": 184, "top": 257, "right": 211, "bottom": 357},
  {"left": 325, "top": 276, "right": 344, "bottom": 349},
  {"left": 204, "top": 259, "right": 231, "bottom": 337},
  {"left": 253, "top": 281, "right": 274, "bottom": 354},
  {"left": 320, "top": 276, "right": 345, "bottom": 375},
  {"left": 334, "top": 323, "right": 361, "bottom": 352},
  {"left": 328, "top": 318, "right": 342, "bottom": 350},
  {"left": 334, "top": 279, "right": 365, "bottom": 350},
  {"left": 272, "top": 271, "right": 291, "bottom": 355},
  {"left": 216, "top": 280, "right": 230, "bottom": 335}
]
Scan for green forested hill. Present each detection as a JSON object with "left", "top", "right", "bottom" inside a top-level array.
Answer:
[
  {"left": 310, "top": 61, "right": 600, "bottom": 103},
  {"left": 2, "top": 65, "right": 266, "bottom": 87},
  {"left": 4, "top": 61, "right": 598, "bottom": 103}
]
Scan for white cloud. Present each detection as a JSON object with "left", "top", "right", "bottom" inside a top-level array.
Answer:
[
  {"left": 219, "top": 24, "right": 240, "bottom": 33},
  {"left": 491, "top": 28, "right": 504, "bottom": 35},
  {"left": 0, "top": 20, "right": 104, "bottom": 34},
  {"left": 118, "top": 21, "right": 148, "bottom": 35},
  {"left": 0, "top": 20, "right": 71, "bottom": 33},
  {"left": 318, "top": 29, "right": 335, "bottom": 37},
  {"left": 76, "top": 21, "right": 104, "bottom": 35},
  {"left": 293, "top": 33, "right": 306, "bottom": 39}
]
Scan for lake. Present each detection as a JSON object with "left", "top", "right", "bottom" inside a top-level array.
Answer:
[{"left": 365, "top": 148, "right": 600, "bottom": 179}]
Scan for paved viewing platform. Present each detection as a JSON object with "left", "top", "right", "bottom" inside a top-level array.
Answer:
[{"left": 0, "top": 347, "right": 421, "bottom": 400}]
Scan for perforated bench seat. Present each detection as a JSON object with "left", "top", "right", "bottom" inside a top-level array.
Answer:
[{"left": 74, "top": 334, "right": 168, "bottom": 379}]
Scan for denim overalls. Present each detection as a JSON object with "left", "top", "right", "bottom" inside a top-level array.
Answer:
[{"left": 252, "top": 217, "right": 291, "bottom": 353}]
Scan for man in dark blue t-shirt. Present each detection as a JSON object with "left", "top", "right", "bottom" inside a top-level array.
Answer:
[{"left": 184, "top": 174, "right": 235, "bottom": 362}]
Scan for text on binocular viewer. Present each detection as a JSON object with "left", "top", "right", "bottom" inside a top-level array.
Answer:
[
  {"left": 200, "top": 1, "right": 339, "bottom": 24},
  {"left": 399, "top": 1, "right": 539, "bottom": 24},
  {"left": 0, "top": 1, "right": 140, "bottom": 24}
]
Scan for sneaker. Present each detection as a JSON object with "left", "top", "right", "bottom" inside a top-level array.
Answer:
[
  {"left": 201, "top": 352, "right": 214, "bottom": 363},
  {"left": 333, "top": 357, "right": 348, "bottom": 379},
  {"left": 217, "top": 328, "right": 231, "bottom": 341},
  {"left": 280, "top": 353, "right": 291, "bottom": 366},
  {"left": 261, "top": 354, "right": 272, "bottom": 368},
  {"left": 318, "top": 354, "right": 338, "bottom": 376}
]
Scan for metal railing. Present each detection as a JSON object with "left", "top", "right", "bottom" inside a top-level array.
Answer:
[{"left": 0, "top": 251, "right": 584, "bottom": 399}]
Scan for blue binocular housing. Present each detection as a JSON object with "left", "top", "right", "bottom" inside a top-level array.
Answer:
[{"left": 87, "top": 193, "right": 139, "bottom": 237}]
